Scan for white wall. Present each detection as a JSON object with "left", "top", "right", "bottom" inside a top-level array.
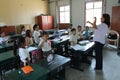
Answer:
[
  {"left": 49, "top": 0, "right": 120, "bottom": 28},
  {"left": 105, "top": 0, "right": 119, "bottom": 17},
  {"left": 71, "top": 0, "right": 85, "bottom": 27}
]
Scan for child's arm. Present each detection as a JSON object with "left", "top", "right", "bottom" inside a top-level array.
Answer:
[
  {"left": 25, "top": 58, "right": 30, "bottom": 65},
  {"left": 39, "top": 40, "right": 44, "bottom": 48},
  {"left": 25, "top": 37, "right": 30, "bottom": 46}
]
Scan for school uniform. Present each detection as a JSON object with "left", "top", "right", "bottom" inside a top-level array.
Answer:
[
  {"left": 33, "top": 30, "right": 41, "bottom": 44},
  {"left": 19, "top": 48, "right": 31, "bottom": 66},
  {"left": 83, "top": 30, "right": 91, "bottom": 39},
  {"left": 21, "top": 31, "right": 26, "bottom": 35},
  {"left": 53, "top": 31, "right": 62, "bottom": 39},
  {"left": 76, "top": 30, "right": 83, "bottom": 39},
  {"left": 93, "top": 23, "right": 109, "bottom": 70},
  {"left": 0, "top": 36, "right": 9, "bottom": 44},
  {"left": 39, "top": 38, "right": 52, "bottom": 58},
  {"left": 68, "top": 28, "right": 71, "bottom": 35},
  {"left": 69, "top": 34, "right": 78, "bottom": 46}
]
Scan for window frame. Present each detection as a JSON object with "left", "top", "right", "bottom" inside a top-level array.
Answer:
[
  {"left": 59, "top": 5, "right": 70, "bottom": 23},
  {"left": 85, "top": 0, "right": 103, "bottom": 27}
]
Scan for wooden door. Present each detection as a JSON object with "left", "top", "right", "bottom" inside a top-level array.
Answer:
[{"left": 111, "top": 6, "right": 120, "bottom": 34}]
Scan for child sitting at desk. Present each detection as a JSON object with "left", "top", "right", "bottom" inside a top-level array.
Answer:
[
  {"left": 25, "top": 30, "right": 33, "bottom": 47},
  {"left": 39, "top": 31, "right": 53, "bottom": 59},
  {"left": 77, "top": 25, "right": 83, "bottom": 40},
  {"left": 69, "top": 28, "right": 78, "bottom": 46},
  {"left": 33, "top": 24, "right": 42, "bottom": 44},
  {"left": 68, "top": 24, "right": 73, "bottom": 35},
  {"left": 0, "top": 32, "right": 10, "bottom": 44},
  {"left": 53, "top": 27, "right": 62, "bottom": 39},
  {"left": 21, "top": 26, "right": 26, "bottom": 36},
  {"left": 18, "top": 36, "right": 31, "bottom": 66},
  {"left": 83, "top": 26, "right": 91, "bottom": 40}
]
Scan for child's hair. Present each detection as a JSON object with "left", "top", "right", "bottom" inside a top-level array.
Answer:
[
  {"left": 33, "top": 24, "right": 38, "bottom": 30},
  {"left": 0, "top": 32, "right": 3, "bottom": 36},
  {"left": 102, "top": 14, "right": 110, "bottom": 27},
  {"left": 17, "top": 36, "right": 25, "bottom": 47},
  {"left": 42, "top": 31, "right": 49, "bottom": 37},
  {"left": 55, "top": 26, "right": 59, "bottom": 29},
  {"left": 71, "top": 28, "right": 76, "bottom": 32},
  {"left": 86, "top": 26, "right": 89, "bottom": 29},
  {"left": 26, "top": 30, "right": 31, "bottom": 38},
  {"left": 78, "top": 25, "right": 82, "bottom": 28},
  {"left": 70, "top": 24, "right": 73, "bottom": 27},
  {"left": 21, "top": 25, "right": 25, "bottom": 31}
]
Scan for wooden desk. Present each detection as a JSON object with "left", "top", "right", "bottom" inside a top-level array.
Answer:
[
  {"left": 0, "top": 50, "right": 19, "bottom": 80},
  {"left": 3, "top": 54, "right": 70, "bottom": 80},
  {"left": 36, "top": 54, "right": 70, "bottom": 80},
  {"left": 10, "top": 34, "right": 22, "bottom": 40},
  {"left": 51, "top": 35, "right": 70, "bottom": 55},
  {"left": 4, "top": 64, "right": 49, "bottom": 80},
  {"left": 70, "top": 41, "right": 95, "bottom": 71},
  {"left": 0, "top": 43, "right": 14, "bottom": 53}
]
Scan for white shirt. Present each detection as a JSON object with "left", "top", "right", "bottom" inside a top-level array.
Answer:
[
  {"left": 0, "top": 36, "right": 9, "bottom": 44},
  {"left": 33, "top": 30, "right": 41, "bottom": 44},
  {"left": 69, "top": 34, "right": 78, "bottom": 46},
  {"left": 19, "top": 48, "right": 31, "bottom": 66},
  {"left": 21, "top": 31, "right": 26, "bottom": 35},
  {"left": 93, "top": 23, "right": 109, "bottom": 44},
  {"left": 68, "top": 28, "right": 71, "bottom": 35},
  {"left": 39, "top": 38, "right": 51, "bottom": 52},
  {"left": 76, "top": 30, "right": 82, "bottom": 39}
]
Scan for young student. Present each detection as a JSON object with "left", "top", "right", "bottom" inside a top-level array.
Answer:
[
  {"left": 0, "top": 32, "right": 10, "bottom": 44},
  {"left": 38, "top": 31, "right": 52, "bottom": 59},
  {"left": 77, "top": 25, "right": 83, "bottom": 40},
  {"left": 69, "top": 28, "right": 78, "bottom": 46},
  {"left": 18, "top": 36, "right": 31, "bottom": 66},
  {"left": 33, "top": 24, "right": 41, "bottom": 44},
  {"left": 21, "top": 26, "right": 26, "bottom": 36},
  {"left": 25, "top": 30, "right": 33, "bottom": 47},
  {"left": 53, "top": 27, "right": 62, "bottom": 39},
  {"left": 83, "top": 26, "right": 91, "bottom": 40},
  {"left": 87, "top": 14, "right": 110, "bottom": 70},
  {"left": 68, "top": 24, "right": 73, "bottom": 35}
]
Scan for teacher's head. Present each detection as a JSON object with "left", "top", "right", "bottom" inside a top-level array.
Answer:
[{"left": 101, "top": 14, "right": 110, "bottom": 27}]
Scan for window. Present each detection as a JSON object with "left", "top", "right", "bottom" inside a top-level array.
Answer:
[
  {"left": 86, "top": 1, "right": 102, "bottom": 26},
  {"left": 59, "top": 5, "right": 70, "bottom": 23}
]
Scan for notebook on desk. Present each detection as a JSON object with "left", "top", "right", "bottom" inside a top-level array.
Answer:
[
  {"left": 71, "top": 44, "right": 85, "bottom": 51},
  {"left": 21, "top": 65, "right": 34, "bottom": 74}
]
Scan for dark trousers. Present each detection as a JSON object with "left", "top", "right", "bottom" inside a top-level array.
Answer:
[{"left": 94, "top": 42, "right": 104, "bottom": 69}]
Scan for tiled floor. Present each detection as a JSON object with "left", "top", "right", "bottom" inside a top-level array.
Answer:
[{"left": 66, "top": 47, "right": 120, "bottom": 80}]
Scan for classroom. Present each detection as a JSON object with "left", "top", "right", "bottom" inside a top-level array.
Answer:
[{"left": 0, "top": 0, "right": 120, "bottom": 80}]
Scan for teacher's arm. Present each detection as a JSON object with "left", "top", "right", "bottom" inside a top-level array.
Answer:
[{"left": 87, "top": 17, "right": 97, "bottom": 29}]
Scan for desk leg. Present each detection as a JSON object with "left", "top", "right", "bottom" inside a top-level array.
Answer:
[{"left": 58, "top": 68, "right": 65, "bottom": 80}]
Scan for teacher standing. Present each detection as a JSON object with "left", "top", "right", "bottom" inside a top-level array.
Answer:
[{"left": 87, "top": 14, "right": 110, "bottom": 70}]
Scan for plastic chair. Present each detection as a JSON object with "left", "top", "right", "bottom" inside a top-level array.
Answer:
[{"left": 106, "top": 30, "right": 119, "bottom": 49}]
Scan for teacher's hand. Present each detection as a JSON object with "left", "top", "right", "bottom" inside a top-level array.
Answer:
[{"left": 94, "top": 17, "right": 97, "bottom": 23}]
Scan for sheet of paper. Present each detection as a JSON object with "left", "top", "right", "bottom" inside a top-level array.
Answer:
[
  {"left": 79, "top": 40, "right": 89, "bottom": 45},
  {"left": 27, "top": 47, "right": 37, "bottom": 52},
  {"left": 71, "top": 44, "right": 84, "bottom": 51}
]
